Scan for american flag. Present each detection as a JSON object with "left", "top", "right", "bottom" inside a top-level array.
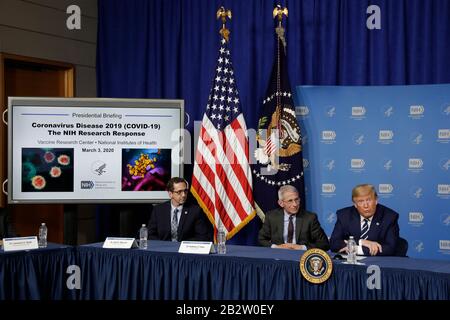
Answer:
[{"left": 191, "top": 38, "right": 255, "bottom": 241}]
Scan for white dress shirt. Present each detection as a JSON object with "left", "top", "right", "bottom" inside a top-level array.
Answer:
[{"left": 357, "top": 216, "right": 372, "bottom": 255}]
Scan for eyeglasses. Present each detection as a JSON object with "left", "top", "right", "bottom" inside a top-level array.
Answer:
[
  {"left": 172, "top": 189, "right": 189, "bottom": 195},
  {"left": 282, "top": 198, "right": 300, "bottom": 205}
]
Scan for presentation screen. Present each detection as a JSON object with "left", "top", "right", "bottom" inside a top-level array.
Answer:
[{"left": 8, "top": 97, "right": 184, "bottom": 204}]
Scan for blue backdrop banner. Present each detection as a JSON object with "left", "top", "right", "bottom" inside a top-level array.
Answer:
[{"left": 295, "top": 84, "right": 450, "bottom": 260}]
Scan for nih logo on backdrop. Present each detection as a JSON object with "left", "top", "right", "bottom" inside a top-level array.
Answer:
[
  {"left": 302, "top": 134, "right": 308, "bottom": 146},
  {"left": 350, "top": 159, "right": 365, "bottom": 173},
  {"left": 378, "top": 184, "right": 394, "bottom": 198},
  {"left": 409, "top": 186, "right": 424, "bottom": 199},
  {"left": 408, "top": 212, "right": 424, "bottom": 227},
  {"left": 295, "top": 106, "right": 310, "bottom": 118},
  {"left": 408, "top": 158, "right": 424, "bottom": 172},
  {"left": 321, "top": 131, "right": 336, "bottom": 144},
  {"left": 437, "top": 129, "right": 450, "bottom": 143},
  {"left": 351, "top": 106, "right": 366, "bottom": 120},
  {"left": 409, "top": 105, "right": 424, "bottom": 119},
  {"left": 439, "top": 240, "right": 450, "bottom": 254},
  {"left": 378, "top": 130, "right": 394, "bottom": 144},
  {"left": 303, "top": 158, "right": 310, "bottom": 170},
  {"left": 321, "top": 183, "right": 336, "bottom": 197},
  {"left": 437, "top": 184, "right": 450, "bottom": 199}
]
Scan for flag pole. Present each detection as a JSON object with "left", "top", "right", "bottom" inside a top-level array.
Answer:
[
  {"left": 191, "top": 6, "right": 256, "bottom": 243},
  {"left": 253, "top": 4, "right": 306, "bottom": 218}
]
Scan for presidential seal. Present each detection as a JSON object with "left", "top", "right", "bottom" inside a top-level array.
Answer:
[{"left": 299, "top": 248, "right": 333, "bottom": 284}]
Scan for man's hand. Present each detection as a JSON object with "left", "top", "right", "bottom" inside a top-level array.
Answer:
[
  {"left": 360, "top": 239, "right": 382, "bottom": 255},
  {"left": 338, "top": 246, "right": 348, "bottom": 253}
]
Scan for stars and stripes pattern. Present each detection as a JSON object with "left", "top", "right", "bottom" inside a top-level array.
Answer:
[
  {"left": 191, "top": 38, "right": 255, "bottom": 241},
  {"left": 264, "top": 131, "right": 279, "bottom": 156}
]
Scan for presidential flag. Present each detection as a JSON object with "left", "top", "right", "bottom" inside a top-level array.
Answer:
[
  {"left": 191, "top": 37, "right": 256, "bottom": 241},
  {"left": 252, "top": 30, "right": 306, "bottom": 217}
]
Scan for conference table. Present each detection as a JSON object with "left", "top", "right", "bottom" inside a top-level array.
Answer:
[{"left": 1, "top": 241, "right": 449, "bottom": 299}]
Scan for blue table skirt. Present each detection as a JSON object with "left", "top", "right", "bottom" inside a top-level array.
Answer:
[
  {"left": 1, "top": 241, "right": 449, "bottom": 299},
  {"left": 0, "top": 244, "right": 75, "bottom": 300},
  {"left": 74, "top": 241, "right": 450, "bottom": 300}
]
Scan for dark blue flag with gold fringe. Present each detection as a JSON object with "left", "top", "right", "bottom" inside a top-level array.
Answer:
[{"left": 252, "top": 8, "right": 306, "bottom": 220}]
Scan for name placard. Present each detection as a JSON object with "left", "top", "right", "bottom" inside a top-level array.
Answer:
[
  {"left": 103, "top": 237, "right": 138, "bottom": 249},
  {"left": 178, "top": 241, "right": 215, "bottom": 254},
  {"left": 3, "top": 236, "right": 39, "bottom": 252}
]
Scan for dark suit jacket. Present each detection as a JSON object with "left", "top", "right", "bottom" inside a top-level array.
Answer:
[
  {"left": 329, "top": 204, "right": 400, "bottom": 256},
  {"left": 148, "top": 201, "right": 212, "bottom": 241},
  {"left": 0, "top": 208, "right": 15, "bottom": 239},
  {"left": 258, "top": 208, "right": 330, "bottom": 251}
]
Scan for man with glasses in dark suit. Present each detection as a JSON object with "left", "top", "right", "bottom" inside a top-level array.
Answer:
[
  {"left": 148, "top": 177, "right": 212, "bottom": 241},
  {"left": 258, "top": 185, "right": 330, "bottom": 251}
]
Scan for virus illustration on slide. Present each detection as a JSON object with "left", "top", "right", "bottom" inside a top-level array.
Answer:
[
  {"left": 57, "top": 154, "right": 71, "bottom": 166},
  {"left": 31, "top": 175, "right": 46, "bottom": 190},
  {"left": 127, "top": 153, "right": 157, "bottom": 178},
  {"left": 49, "top": 166, "right": 62, "bottom": 178},
  {"left": 43, "top": 151, "right": 55, "bottom": 163},
  {"left": 22, "top": 148, "right": 74, "bottom": 192}
]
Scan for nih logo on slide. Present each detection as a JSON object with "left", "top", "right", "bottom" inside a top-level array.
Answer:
[{"left": 81, "top": 181, "right": 94, "bottom": 189}]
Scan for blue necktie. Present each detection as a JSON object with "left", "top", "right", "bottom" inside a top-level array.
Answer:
[
  {"left": 171, "top": 208, "right": 179, "bottom": 241},
  {"left": 360, "top": 218, "right": 369, "bottom": 240}
]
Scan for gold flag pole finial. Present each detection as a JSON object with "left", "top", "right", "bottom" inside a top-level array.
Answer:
[
  {"left": 273, "top": 5, "right": 288, "bottom": 26},
  {"left": 273, "top": 5, "right": 288, "bottom": 47},
  {"left": 217, "top": 6, "right": 232, "bottom": 42}
]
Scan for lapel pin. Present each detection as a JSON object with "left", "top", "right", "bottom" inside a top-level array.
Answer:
[{"left": 376, "top": 222, "right": 380, "bottom": 226}]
